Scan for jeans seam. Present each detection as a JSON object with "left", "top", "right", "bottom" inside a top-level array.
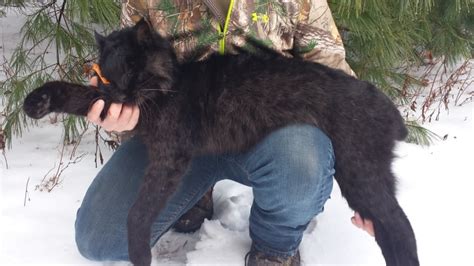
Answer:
[{"left": 222, "top": 156, "right": 251, "bottom": 181}]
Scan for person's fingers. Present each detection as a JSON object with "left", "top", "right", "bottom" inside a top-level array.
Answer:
[
  {"left": 87, "top": 102, "right": 139, "bottom": 132},
  {"left": 87, "top": 100, "right": 105, "bottom": 125},
  {"left": 116, "top": 104, "right": 133, "bottom": 131},
  {"left": 351, "top": 217, "right": 359, "bottom": 227},
  {"left": 351, "top": 212, "right": 375, "bottom": 237},
  {"left": 351, "top": 212, "right": 363, "bottom": 228},
  {"left": 363, "top": 218, "right": 375, "bottom": 236},
  {"left": 101, "top": 103, "right": 123, "bottom": 131},
  {"left": 89, "top": 76, "right": 98, "bottom": 87},
  {"left": 117, "top": 104, "right": 140, "bottom": 132},
  {"left": 124, "top": 105, "right": 140, "bottom": 131}
]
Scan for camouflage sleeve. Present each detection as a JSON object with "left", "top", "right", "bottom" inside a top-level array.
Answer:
[
  {"left": 294, "top": 0, "right": 355, "bottom": 76},
  {"left": 121, "top": 0, "right": 150, "bottom": 28}
]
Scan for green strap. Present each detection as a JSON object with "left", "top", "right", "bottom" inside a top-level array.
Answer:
[{"left": 217, "top": 0, "right": 235, "bottom": 55}]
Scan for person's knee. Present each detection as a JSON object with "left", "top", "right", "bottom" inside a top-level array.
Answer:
[
  {"left": 73, "top": 137, "right": 149, "bottom": 261},
  {"left": 75, "top": 207, "right": 128, "bottom": 261},
  {"left": 252, "top": 125, "right": 335, "bottom": 220},
  {"left": 75, "top": 207, "right": 107, "bottom": 261},
  {"left": 266, "top": 124, "right": 334, "bottom": 185},
  {"left": 75, "top": 209, "right": 99, "bottom": 260}
]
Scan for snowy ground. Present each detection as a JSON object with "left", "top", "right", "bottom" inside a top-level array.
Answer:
[{"left": 2, "top": 8, "right": 474, "bottom": 266}]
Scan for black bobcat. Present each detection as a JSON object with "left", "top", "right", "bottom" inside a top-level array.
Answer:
[{"left": 23, "top": 19, "right": 418, "bottom": 266}]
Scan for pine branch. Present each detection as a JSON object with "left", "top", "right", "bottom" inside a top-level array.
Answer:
[
  {"left": 405, "top": 120, "right": 440, "bottom": 146},
  {"left": 1, "top": 0, "right": 120, "bottom": 147},
  {"left": 331, "top": 0, "right": 473, "bottom": 145}
]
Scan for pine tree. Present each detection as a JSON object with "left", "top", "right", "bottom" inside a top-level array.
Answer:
[
  {"left": 330, "top": 0, "right": 473, "bottom": 145},
  {"left": 0, "top": 0, "right": 120, "bottom": 147}
]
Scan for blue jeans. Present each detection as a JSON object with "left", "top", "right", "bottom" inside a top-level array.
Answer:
[{"left": 75, "top": 124, "right": 335, "bottom": 261}]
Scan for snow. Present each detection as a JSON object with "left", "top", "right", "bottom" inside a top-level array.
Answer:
[{"left": 1, "top": 8, "right": 474, "bottom": 266}]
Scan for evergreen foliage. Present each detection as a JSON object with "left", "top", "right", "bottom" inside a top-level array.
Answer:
[
  {"left": 1, "top": 0, "right": 120, "bottom": 147},
  {"left": 1, "top": 0, "right": 472, "bottom": 147},
  {"left": 330, "top": 0, "right": 473, "bottom": 144}
]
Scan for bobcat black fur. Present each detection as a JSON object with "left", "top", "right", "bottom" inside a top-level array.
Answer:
[{"left": 23, "top": 19, "right": 418, "bottom": 266}]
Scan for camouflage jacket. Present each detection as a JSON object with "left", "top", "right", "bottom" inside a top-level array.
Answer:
[{"left": 121, "top": 0, "right": 354, "bottom": 76}]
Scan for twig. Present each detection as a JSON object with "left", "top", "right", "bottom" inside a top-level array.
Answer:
[
  {"left": 37, "top": 139, "right": 86, "bottom": 192},
  {"left": 52, "top": 141, "right": 67, "bottom": 182},
  {"left": 406, "top": 58, "right": 474, "bottom": 123},
  {"left": 0, "top": 129, "right": 7, "bottom": 169},
  {"left": 39, "top": 163, "right": 56, "bottom": 186},
  {"left": 48, "top": 152, "right": 85, "bottom": 192},
  {"left": 24, "top": 177, "right": 30, "bottom": 207},
  {"left": 69, "top": 123, "right": 89, "bottom": 160},
  {"left": 94, "top": 126, "right": 104, "bottom": 168},
  {"left": 2, "top": 150, "right": 8, "bottom": 169},
  {"left": 56, "top": 0, "right": 67, "bottom": 25},
  {"left": 454, "top": 62, "right": 473, "bottom": 106},
  {"left": 54, "top": 0, "right": 68, "bottom": 79}
]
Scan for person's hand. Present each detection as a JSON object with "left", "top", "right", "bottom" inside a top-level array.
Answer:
[
  {"left": 351, "top": 212, "right": 375, "bottom": 237},
  {"left": 87, "top": 77, "right": 140, "bottom": 132}
]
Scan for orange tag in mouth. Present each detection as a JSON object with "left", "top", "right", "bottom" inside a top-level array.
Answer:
[{"left": 91, "top": 63, "right": 110, "bottom": 85}]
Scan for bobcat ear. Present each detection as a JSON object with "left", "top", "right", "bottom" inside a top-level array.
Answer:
[
  {"left": 135, "top": 18, "right": 153, "bottom": 45},
  {"left": 94, "top": 31, "right": 106, "bottom": 51}
]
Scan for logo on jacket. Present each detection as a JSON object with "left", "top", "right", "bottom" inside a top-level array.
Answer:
[{"left": 251, "top": 12, "right": 269, "bottom": 24}]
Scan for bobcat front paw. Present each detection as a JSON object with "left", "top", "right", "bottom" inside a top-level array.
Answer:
[
  {"left": 23, "top": 81, "right": 68, "bottom": 119},
  {"left": 23, "top": 86, "right": 54, "bottom": 119}
]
